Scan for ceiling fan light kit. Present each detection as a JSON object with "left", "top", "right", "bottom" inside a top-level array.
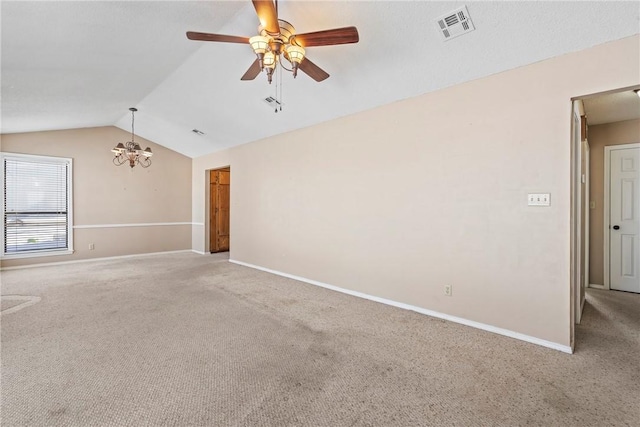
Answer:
[{"left": 186, "top": 0, "right": 359, "bottom": 85}]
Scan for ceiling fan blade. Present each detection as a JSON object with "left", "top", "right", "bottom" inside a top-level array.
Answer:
[
  {"left": 291, "top": 26, "right": 359, "bottom": 47},
  {"left": 241, "top": 59, "right": 262, "bottom": 81},
  {"left": 252, "top": 0, "right": 280, "bottom": 34},
  {"left": 186, "top": 31, "right": 249, "bottom": 44},
  {"left": 298, "top": 57, "right": 330, "bottom": 82}
]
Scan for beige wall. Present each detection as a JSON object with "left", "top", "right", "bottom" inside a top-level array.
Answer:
[
  {"left": 1, "top": 126, "right": 192, "bottom": 267},
  {"left": 588, "top": 118, "right": 640, "bottom": 285},
  {"left": 192, "top": 36, "right": 639, "bottom": 348}
]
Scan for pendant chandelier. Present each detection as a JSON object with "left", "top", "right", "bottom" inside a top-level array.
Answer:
[{"left": 111, "top": 107, "right": 153, "bottom": 168}]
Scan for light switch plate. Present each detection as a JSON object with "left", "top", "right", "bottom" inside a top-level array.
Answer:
[{"left": 528, "top": 193, "right": 550, "bottom": 206}]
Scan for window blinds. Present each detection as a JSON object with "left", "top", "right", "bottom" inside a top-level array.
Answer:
[{"left": 3, "top": 156, "right": 70, "bottom": 254}]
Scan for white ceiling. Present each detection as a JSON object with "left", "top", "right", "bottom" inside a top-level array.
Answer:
[
  {"left": 2, "top": 1, "right": 639, "bottom": 158},
  {"left": 583, "top": 90, "right": 640, "bottom": 126}
]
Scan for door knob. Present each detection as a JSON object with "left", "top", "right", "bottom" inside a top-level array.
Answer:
[{"left": 612, "top": 225, "right": 620, "bottom": 230}]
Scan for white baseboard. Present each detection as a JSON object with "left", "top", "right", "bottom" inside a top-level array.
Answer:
[
  {"left": 588, "top": 284, "right": 606, "bottom": 289},
  {"left": 0, "top": 250, "right": 194, "bottom": 271},
  {"left": 191, "top": 250, "right": 207, "bottom": 255},
  {"left": 229, "top": 259, "right": 573, "bottom": 354}
]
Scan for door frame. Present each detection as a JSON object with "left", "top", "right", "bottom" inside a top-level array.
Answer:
[
  {"left": 205, "top": 166, "right": 231, "bottom": 254},
  {"left": 570, "top": 103, "right": 590, "bottom": 331},
  {"left": 570, "top": 104, "right": 580, "bottom": 346},
  {"left": 603, "top": 143, "right": 640, "bottom": 290},
  {"left": 582, "top": 140, "right": 590, "bottom": 313}
]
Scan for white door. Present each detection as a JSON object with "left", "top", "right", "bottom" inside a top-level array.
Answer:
[{"left": 609, "top": 146, "right": 640, "bottom": 293}]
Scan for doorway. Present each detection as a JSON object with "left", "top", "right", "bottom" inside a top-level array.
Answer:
[
  {"left": 210, "top": 167, "right": 230, "bottom": 253},
  {"left": 570, "top": 85, "right": 640, "bottom": 349}
]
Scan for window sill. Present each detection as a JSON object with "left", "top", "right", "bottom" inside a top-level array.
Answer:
[{"left": 1, "top": 249, "right": 74, "bottom": 260}]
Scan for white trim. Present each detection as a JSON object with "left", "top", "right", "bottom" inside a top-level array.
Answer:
[
  {"left": 192, "top": 222, "right": 205, "bottom": 227},
  {"left": 583, "top": 140, "right": 590, "bottom": 302},
  {"left": 0, "top": 250, "right": 193, "bottom": 271},
  {"left": 569, "top": 108, "right": 580, "bottom": 346},
  {"left": 229, "top": 259, "right": 573, "bottom": 354},
  {"left": 571, "top": 110, "right": 582, "bottom": 328},
  {"left": 74, "top": 222, "right": 193, "bottom": 229},
  {"left": 580, "top": 295, "right": 586, "bottom": 315},
  {"left": 191, "top": 249, "right": 207, "bottom": 255},
  {"left": 1, "top": 249, "right": 74, "bottom": 260},
  {"left": 0, "top": 152, "right": 70, "bottom": 162},
  {"left": 604, "top": 143, "right": 640, "bottom": 291},
  {"left": 604, "top": 146, "right": 611, "bottom": 290},
  {"left": 589, "top": 283, "right": 605, "bottom": 289},
  {"left": 68, "top": 158, "right": 74, "bottom": 253}
]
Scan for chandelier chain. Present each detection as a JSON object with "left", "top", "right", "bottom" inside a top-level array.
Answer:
[{"left": 131, "top": 109, "right": 135, "bottom": 142}]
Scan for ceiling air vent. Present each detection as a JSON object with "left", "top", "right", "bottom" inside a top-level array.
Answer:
[
  {"left": 436, "top": 6, "right": 475, "bottom": 41},
  {"left": 263, "top": 96, "right": 282, "bottom": 109}
]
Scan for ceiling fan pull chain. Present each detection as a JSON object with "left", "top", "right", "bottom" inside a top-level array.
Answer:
[
  {"left": 276, "top": 61, "right": 284, "bottom": 111},
  {"left": 279, "top": 60, "right": 283, "bottom": 112},
  {"left": 274, "top": 66, "right": 278, "bottom": 113}
]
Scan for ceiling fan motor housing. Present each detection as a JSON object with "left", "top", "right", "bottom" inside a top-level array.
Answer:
[{"left": 260, "top": 19, "right": 295, "bottom": 48}]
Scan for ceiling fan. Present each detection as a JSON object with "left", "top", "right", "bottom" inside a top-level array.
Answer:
[{"left": 186, "top": 0, "right": 359, "bottom": 83}]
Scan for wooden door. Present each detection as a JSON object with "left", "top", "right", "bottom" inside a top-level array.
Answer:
[
  {"left": 609, "top": 146, "right": 639, "bottom": 293},
  {"left": 210, "top": 169, "right": 230, "bottom": 253}
]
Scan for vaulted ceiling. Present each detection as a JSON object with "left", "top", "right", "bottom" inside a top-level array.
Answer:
[{"left": 2, "top": 1, "right": 639, "bottom": 158}]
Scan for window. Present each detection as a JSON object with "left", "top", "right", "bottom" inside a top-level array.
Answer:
[{"left": 2, "top": 153, "right": 73, "bottom": 258}]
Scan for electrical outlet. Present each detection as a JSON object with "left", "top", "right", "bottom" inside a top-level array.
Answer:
[
  {"left": 89, "top": 243, "right": 95, "bottom": 250},
  {"left": 444, "top": 284, "right": 452, "bottom": 296}
]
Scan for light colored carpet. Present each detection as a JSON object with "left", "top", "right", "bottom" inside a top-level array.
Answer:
[
  {"left": 1, "top": 253, "right": 639, "bottom": 426},
  {"left": 1, "top": 295, "right": 42, "bottom": 315},
  {"left": 1, "top": 299, "right": 24, "bottom": 312}
]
